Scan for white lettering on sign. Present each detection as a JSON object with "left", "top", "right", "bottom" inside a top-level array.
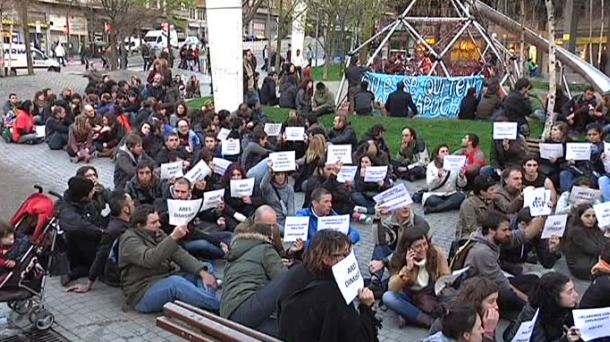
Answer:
[
  {"left": 283, "top": 216, "right": 309, "bottom": 242},
  {"left": 160, "top": 161, "right": 184, "bottom": 180},
  {"left": 332, "top": 250, "right": 364, "bottom": 304}
]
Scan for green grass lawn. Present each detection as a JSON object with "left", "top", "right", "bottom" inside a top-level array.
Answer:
[
  {"left": 188, "top": 97, "right": 543, "bottom": 160},
  {"left": 311, "top": 64, "right": 343, "bottom": 81}
]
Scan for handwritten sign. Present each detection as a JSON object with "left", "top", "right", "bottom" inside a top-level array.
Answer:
[
  {"left": 594, "top": 202, "right": 610, "bottom": 228},
  {"left": 160, "top": 161, "right": 184, "bottom": 180},
  {"left": 221, "top": 138, "right": 241, "bottom": 156},
  {"left": 285, "top": 126, "right": 305, "bottom": 141},
  {"left": 539, "top": 143, "right": 564, "bottom": 160},
  {"left": 184, "top": 160, "right": 212, "bottom": 183},
  {"left": 201, "top": 189, "right": 225, "bottom": 211},
  {"left": 283, "top": 216, "right": 309, "bottom": 242},
  {"left": 167, "top": 199, "right": 202, "bottom": 226},
  {"left": 364, "top": 166, "right": 388, "bottom": 183},
  {"left": 541, "top": 214, "right": 568, "bottom": 239},
  {"left": 569, "top": 186, "right": 602, "bottom": 204},
  {"left": 493, "top": 122, "right": 518, "bottom": 140},
  {"left": 523, "top": 187, "right": 552, "bottom": 216},
  {"left": 217, "top": 128, "right": 230, "bottom": 141},
  {"left": 566, "top": 143, "right": 591, "bottom": 161},
  {"left": 327, "top": 144, "right": 352, "bottom": 165},
  {"left": 443, "top": 155, "right": 466, "bottom": 171},
  {"left": 270, "top": 151, "right": 296, "bottom": 172},
  {"left": 35, "top": 125, "right": 46, "bottom": 138},
  {"left": 362, "top": 73, "right": 484, "bottom": 118},
  {"left": 212, "top": 158, "right": 232, "bottom": 176},
  {"left": 264, "top": 123, "right": 282, "bottom": 137},
  {"left": 230, "top": 178, "right": 255, "bottom": 198},
  {"left": 318, "top": 215, "right": 350, "bottom": 235},
  {"left": 510, "top": 309, "right": 539, "bottom": 342},
  {"left": 573, "top": 307, "right": 610, "bottom": 341},
  {"left": 373, "top": 183, "right": 413, "bottom": 211},
  {"left": 337, "top": 165, "right": 358, "bottom": 183},
  {"left": 332, "top": 250, "right": 364, "bottom": 304}
]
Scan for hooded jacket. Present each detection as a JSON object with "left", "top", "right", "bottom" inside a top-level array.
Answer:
[
  {"left": 114, "top": 145, "right": 151, "bottom": 191},
  {"left": 260, "top": 167, "right": 295, "bottom": 223},
  {"left": 219, "top": 231, "right": 286, "bottom": 319}
]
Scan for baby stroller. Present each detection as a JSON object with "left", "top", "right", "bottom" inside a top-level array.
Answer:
[{"left": 0, "top": 185, "right": 62, "bottom": 330}]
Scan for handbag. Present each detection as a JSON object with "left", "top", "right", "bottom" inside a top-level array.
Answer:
[
  {"left": 412, "top": 286, "right": 444, "bottom": 318},
  {"left": 412, "top": 171, "right": 451, "bottom": 204}
]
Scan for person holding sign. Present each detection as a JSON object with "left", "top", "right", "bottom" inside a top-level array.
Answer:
[
  {"left": 383, "top": 228, "right": 450, "bottom": 328},
  {"left": 503, "top": 272, "right": 581, "bottom": 342},
  {"left": 222, "top": 164, "right": 258, "bottom": 227},
  {"left": 241, "top": 130, "right": 272, "bottom": 171},
  {"left": 558, "top": 124, "right": 606, "bottom": 193},
  {"left": 277, "top": 230, "right": 380, "bottom": 342},
  {"left": 392, "top": 126, "right": 429, "bottom": 182},
  {"left": 154, "top": 132, "right": 188, "bottom": 167},
  {"left": 538, "top": 122, "right": 569, "bottom": 186},
  {"left": 563, "top": 203, "right": 607, "bottom": 280},
  {"left": 422, "top": 306, "right": 485, "bottom": 342},
  {"left": 556, "top": 177, "right": 601, "bottom": 215},
  {"left": 261, "top": 161, "right": 295, "bottom": 229},
  {"left": 423, "top": 144, "right": 467, "bottom": 214},
  {"left": 480, "top": 119, "right": 528, "bottom": 180},
  {"left": 580, "top": 240, "right": 610, "bottom": 309},
  {"left": 302, "top": 160, "right": 356, "bottom": 217},
  {"left": 125, "top": 161, "right": 163, "bottom": 206},
  {"left": 293, "top": 134, "right": 326, "bottom": 192},
  {"left": 454, "top": 133, "right": 486, "bottom": 182},
  {"left": 328, "top": 115, "right": 358, "bottom": 150},
  {"left": 522, "top": 156, "right": 558, "bottom": 208},
  {"left": 351, "top": 153, "right": 390, "bottom": 222}
]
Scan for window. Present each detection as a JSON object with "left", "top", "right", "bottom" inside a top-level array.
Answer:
[
  {"left": 32, "top": 50, "right": 45, "bottom": 61},
  {"left": 189, "top": 8, "right": 196, "bottom": 19},
  {"left": 197, "top": 9, "right": 205, "bottom": 21}
]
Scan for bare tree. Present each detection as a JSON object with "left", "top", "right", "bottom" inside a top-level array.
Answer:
[
  {"left": 243, "top": 0, "right": 267, "bottom": 29},
  {"left": 543, "top": 0, "right": 557, "bottom": 138},
  {"left": 17, "top": 0, "right": 34, "bottom": 75}
]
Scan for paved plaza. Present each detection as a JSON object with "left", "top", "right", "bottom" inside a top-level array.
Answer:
[{"left": 0, "top": 69, "right": 589, "bottom": 342}]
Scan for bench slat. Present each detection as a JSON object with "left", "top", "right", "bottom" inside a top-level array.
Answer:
[{"left": 156, "top": 317, "right": 215, "bottom": 342}]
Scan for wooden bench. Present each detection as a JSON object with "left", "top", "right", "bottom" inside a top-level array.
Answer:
[
  {"left": 157, "top": 301, "right": 282, "bottom": 342},
  {"left": 526, "top": 137, "right": 542, "bottom": 157}
]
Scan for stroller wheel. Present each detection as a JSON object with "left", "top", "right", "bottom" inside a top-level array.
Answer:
[
  {"left": 12, "top": 299, "right": 32, "bottom": 315},
  {"left": 33, "top": 310, "right": 54, "bottom": 331}
]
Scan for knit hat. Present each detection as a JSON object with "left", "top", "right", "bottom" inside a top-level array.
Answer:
[{"left": 67, "top": 176, "right": 95, "bottom": 201}]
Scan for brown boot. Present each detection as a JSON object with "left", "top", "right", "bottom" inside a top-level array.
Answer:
[
  {"left": 414, "top": 312, "right": 434, "bottom": 329},
  {"left": 97, "top": 147, "right": 116, "bottom": 158}
]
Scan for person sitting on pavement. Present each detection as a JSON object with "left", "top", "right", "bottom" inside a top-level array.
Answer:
[
  {"left": 351, "top": 153, "right": 391, "bottom": 222},
  {"left": 463, "top": 210, "right": 544, "bottom": 315},
  {"left": 562, "top": 203, "right": 608, "bottom": 280},
  {"left": 155, "top": 132, "right": 187, "bottom": 167},
  {"left": 579, "top": 239, "right": 610, "bottom": 309},
  {"left": 68, "top": 115, "right": 96, "bottom": 163},
  {"left": 383, "top": 227, "right": 450, "bottom": 329},
  {"left": 392, "top": 126, "right": 429, "bottom": 181},
  {"left": 118, "top": 204, "right": 220, "bottom": 313},
  {"left": 2, "top": 93, "right": 19, "bottom": 117},
  {"left": 59, "top": 176, "right": 105, "bottom": 287},
  {"left": 556, "top": 176, "right": 601, "bottom": 215},
  {"left": 277, "top": 230, "right": 380, "bottom": 342},
  {"left": 328, "top": 114, "right": 358, "bottom": 150},
  {"left": 241, "top": 130, "right": 272, "bottom": 171},
  {"left": 66, "top": 191, "right": 135, "bottom": 292},
  {"left": 503, "top": 272, "right": 582, "bottom": 342},
  {"left": 311, "top": 82, "right": 335, "bottom": 117},
  {"left": 385, "top": 81, "right": 418, "bottom": 118},
  {"left": 76, "top": 166, "right": 112, "bottom": 227},
  {"left": 457, "top": 175, "right": 498, "bottom": 239},
  {"left": 454, "top": 133, "right": 486, "bottom": 184},
  {"left": 222, "top": 164, "right": 258, "bottom": 229},
  {"left": 301, "top": 160, "right": 355, "bottom": 216},
  {"left": 114, "top": 133, "right": 150, "bottom": 191},
  {"left": 221, "top": 223, "right": 302, "bottom": 337},
  {"left": 423, "top": 306, "right": 486, "bottom": 342},
  {"left": 45, "top": 105, "right": 70, "bottom": 150},
  {"left": 559, "top": 123, "right": 606, "bottom": 194},
  {"left": 423, "top": 143, "right": 467, "bottom": 215},
  {"left": 125, "top": 161, "right": 163, "bottom": 206},
  {"left": 491, "top": 167, "right": 525, "bottom": 218},
  {"left": 12, "top": 100, "right": 41, "bottom": 145},
  {"left": 480, "top": 119, "right": 529, "bottom": 180},
  {"left": 297, "top": 188, "right": 361, "bottom": 245}
]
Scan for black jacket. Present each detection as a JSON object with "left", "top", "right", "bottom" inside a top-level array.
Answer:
[
  {"left": 277, "top": 264, "right": 380, "bottom": 342},
  {"left": 114, "top": 147, "right": 152, "bottom": 191},
  {"left": 124, "top": 175, "right": 163, "bottom": 206},
  {"left": 458, "top": 95, "right": 479, "bottom": 120},
  {"left": 328, "top": 124, "right": 358, "bottom": 150},
  {"left": 45, "top": 117, "right": 70, "bottom": 139},
  {"left": 503, "top": 90, "right": 533, "bottom": 126},
  {"left": 580, "top": 273, "right": 610, "bottom": 309},
  {"left": 303, "top": 174, "right": 355, "bottom": 216},
  {"left": 260, "top": 77, "right": 278, "bottom": 105},
  {"left": 279, "top": 85, "right": 298, "bottom": 109},
  {"left": 58, "top": 199, "right": 104, "bottom": 239},
  {"left": 385, "top": 90, "right": 418, "bottom": 117},
  {"left": 88, "top": 217, "right": 130, "bottom": 286}
]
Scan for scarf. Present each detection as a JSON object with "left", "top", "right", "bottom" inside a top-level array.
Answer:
[
  {"left": 591, "top": 258, "right": 610, "bottom": 275},
  {"left": 411, "top": 258, "right": 429, "bottom": 291}
]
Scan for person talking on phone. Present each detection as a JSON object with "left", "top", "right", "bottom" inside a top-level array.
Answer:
[{"left": 503, "top": 272, "right": 581, "bottom": 342}]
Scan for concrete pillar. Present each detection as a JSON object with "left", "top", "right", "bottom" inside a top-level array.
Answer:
[
  {"left": 206, "top": 0, "right": 243, "bottom": 111},
  {"left": 290, "top": 1, "right": 307, "bottom": 58},
  {"left": 562, "top": 0, "right": 579, "bottom": 53}
]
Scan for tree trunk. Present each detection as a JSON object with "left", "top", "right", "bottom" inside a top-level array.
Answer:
[
  {"left": 274, "top": 0, "right": 284, "bottom": 72},
  {"left": 599, "top": 0, "right": 605, "bottom": 66},
  {"left": 18, "top": 2, "right": 34, "bottom": 75},
  {"left": 323, "top": 25, "right": 334, "bottom": 80},
  {"left": 109, "top": 29, "right": 118, "bottom": 71},
  {"left": 543, "top": 0, "right": 557, "bottom": 139},
  {"left": 589, "top": 0, "right": 593, "bottom": 64},
  {"left": 520, "top": 0, "right": 526, "bottom": 76}
]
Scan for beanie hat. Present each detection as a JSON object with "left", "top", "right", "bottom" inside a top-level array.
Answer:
[{"left": 67, "top": 176, "right": 95, "bottom": 201}]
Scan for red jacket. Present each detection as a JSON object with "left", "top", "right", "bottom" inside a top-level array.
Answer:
[
  {"left": 12, "top": 109, "right": 35, "bottom": 142},
  {"left": 461, "top": 146, "right": 486, "bottom": 173}
]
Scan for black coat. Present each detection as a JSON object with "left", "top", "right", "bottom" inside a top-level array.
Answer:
[
  {"left": 260, "top": 77, "right": 278, "bottom": 105},
  {"left": 503, "top": 90, "right": 533, "bottom": 127},
  {"left": 279, "top": 85, "right": 298, "bottom": 109},
  {"left": 87, "top": 217, "right": 129, "bottom": 286},
  {"left": 124, "top": 175, "right": 163, "bottom": 206},
  {"left": 580, "top": 273, "right": 610, "bottom": 309},
  {"left": 458, "top": 95, "right": 479, "bottom": 120},
  {"left": 385, "top": 90, "right": 418, "bottom": 117},
  {"left": 58, "top": 198, "right": 104, "bottom": 239},
  {"left": 277, "top": 264, "right": 380, "bottom": 342}
]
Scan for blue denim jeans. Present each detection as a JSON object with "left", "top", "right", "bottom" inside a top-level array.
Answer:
[
  {"left": 183, "top": 231, "right": 233, "bottom": 260},
  {"left": 370, "top": 244, "right": 392, "bottom": 290},
  {"left": 382, "top": 291, "right": 422, "bottom": 322},
  {"left": 135, "top": 273, "right": 220, "bottom": 313},
  {"left": 247, "top": 157, "right": 270, "bottom": 196},
  {"left": 351, "top": 192, "right": 376, "bottom": 214},
  {"left": 559, "top": 170, "right": 576, "bottom": 194},
  {"left": 599, "top": 176, "right": 610, "bottom": 202}
]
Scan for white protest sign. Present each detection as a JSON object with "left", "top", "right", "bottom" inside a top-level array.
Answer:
[
  {"left": 167, "top": 199, "right": 202, "bottom": 226},
  {"left": 541, "top": 214, "right": 568, "bottom": 239},
  {"left": 283, "top": 216, "right": 309, "bottom": 242},
  {"left": 327, "top": 144, "right": 352, "bottom": 165},
  {"left": 201, "top": 189, "right": 225, "bottom": 211},
  {"left": 442, "top": 155, "right": 466, "bottom": 171},
  {"left": 539, "top": 143, "right": 564, "bottom": 160},
  {"left": 604, "top": 160, "right": 610, "bottom": 174},
  {"left": 331, "top": 250, "right": 364, "bottom": 304},
  {"left": 523, "top": 187, "right": 552, "bottom": 216},
  {"left": 569, "top": 186, "right": 602, "bottom": 204},
  {"left": 337, "top": 165, "right": 358, "bottom": 183},
  {"left": 217, "top": 128, "right": 230, "bottom": 141},
  {"left": 566, "top": 143, "right": 591, "bottom": 161},
  {"left": 493, "top": 122, "right": 518, "bottom": 140},
  {"left": 230, "top": 178, "right": 255, "bottom": 197},
  {"left": 573, "top": 307, "right": 610, "bottom": 342},
  {"left": 221, "top": 138, "right": 241, "bottom": 156},
  {"left": 270, "top": 151, "right": 296, "bottom": 172},
  {"left": 317, "top": 215, "right": 350, "bottom": 235},
  {"left": 285, "top": 126, "right": 305, "bottom": 141},
  {"left": 160, "top": 161, "right": 184, "bottom": 180},
  {"left": 264, "top": 123, "right": 282, "bottom": 137},
  {"left": 212, "top": 157, "right": 232, "bottom": 176},
  {"left": 184, "top": 160, "right": 212, "bottom": 183},
  {"left": 594, "top": 202, "right": 610, "bottom": 228},
  {"left": 510, "top": 309, "right": 539, "bottom": 342},
  {"left": 373, "top": 183, "right": 413, "bottom": 212},
  {"left": 35, "top": 125, "right": 46, "bottom": 138},
  {"left": 364, "top": 166, "right": 388, "bottom": 183}
]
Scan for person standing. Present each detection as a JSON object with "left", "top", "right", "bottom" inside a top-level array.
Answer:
[
  {"left": 55, "top": 42, "right": 67, "bottom": 67},
  {"left": 345, "top": 57, "right": 366, "bottom": 114},
  {"left": 141, "top": 43, "right": 152, "bottom": 72}
]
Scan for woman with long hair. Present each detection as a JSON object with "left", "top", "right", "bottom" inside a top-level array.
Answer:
[
  {"left": 295, "top": 78, "right": 313, "bottom": 116},
  {"left": 539, "top": 121, "right": 569, "bottom": 186},
  {"left": 294, "top": 134, "right": 326, "bottom": 192},
  {"left": 223, "top": 163, "right": 256, "bottom": 229},
  {"left": 383, "top": 227, "right": 450, "bottom": 329},
  {"left": 423, "top": 306, "right": 485, "bottom": 342},
  {"left": 352, "top": 153, "right": 390, "bottom": 222},
  {"left": 521, "top": 156, "right": 557, "bottom": 207},
  {"left": 68, "top": 115, "right": 95, "bottom": 163},
  {"left": 93, "top": 114, "right": 125, "bottom": 158},
  {"left": 423, "top": 143, "right": 467, "bottom": 214},
  {"left": 185, "top": 75, "right": 201, "bottom": 99},
  {"left": 503, "top": 272, "right": 581, "bottom": 342},
  {"left": 563, "top": 203, "right": 607, "bottom": 280},
  {"left": 170, "top": 101, "right": 189, "bottom": 127}
]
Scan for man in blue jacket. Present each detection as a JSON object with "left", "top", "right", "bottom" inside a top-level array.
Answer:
[{"left": 296, "top": 188, "right": 360, "bottom": 244}]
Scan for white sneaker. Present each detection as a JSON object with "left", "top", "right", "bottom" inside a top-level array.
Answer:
[{"left": 354, "top": 205, "right": 368, "bottom": 214}]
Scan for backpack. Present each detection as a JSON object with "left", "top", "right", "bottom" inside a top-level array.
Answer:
[{"left": 448, "top": 238, "right": 475, "bottom": 272}]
